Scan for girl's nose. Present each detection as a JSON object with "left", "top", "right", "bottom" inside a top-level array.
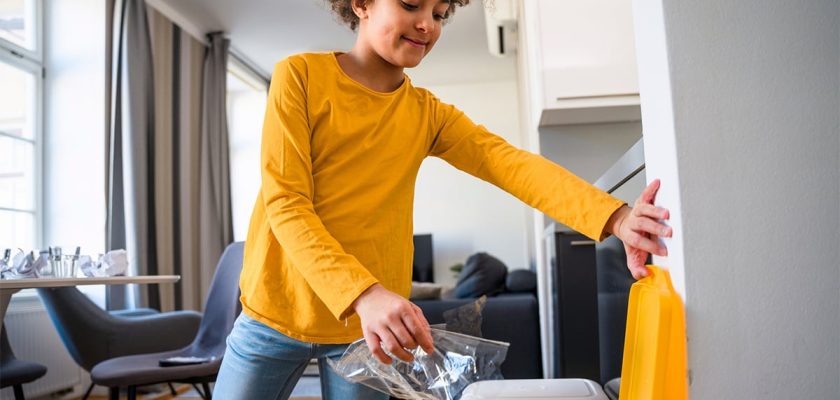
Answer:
[{"left": 415, "top": 14, "right": 432, "bottom": 33}]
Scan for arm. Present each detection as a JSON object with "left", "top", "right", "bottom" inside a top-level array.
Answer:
[
  {"left": 429, "top": 101, "right": 623, "bottom": 241},
  {"left": 429, "top": 100, "right": 671, "bottom": 278}
]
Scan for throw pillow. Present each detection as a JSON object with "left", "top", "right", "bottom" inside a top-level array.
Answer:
[{"left": 453, "top": 252, "right": 507, "bottom": 299}]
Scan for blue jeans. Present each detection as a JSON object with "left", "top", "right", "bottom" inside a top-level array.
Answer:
[{"left": 213, "top": 313, "right": 389, "bottom": 400}]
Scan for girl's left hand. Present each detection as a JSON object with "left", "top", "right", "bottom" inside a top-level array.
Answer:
[{"left": 606, "top": 179, "right": 672, "bottom": 279}]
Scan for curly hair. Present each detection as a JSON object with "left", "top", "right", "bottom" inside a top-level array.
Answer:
[{"left": 327, "top": 0, "right": 472, "bottom": 31}]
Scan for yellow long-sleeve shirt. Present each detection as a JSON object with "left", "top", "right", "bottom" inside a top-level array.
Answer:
[{"left": 240, "top": 52, "right": 625, "bottom": 344}]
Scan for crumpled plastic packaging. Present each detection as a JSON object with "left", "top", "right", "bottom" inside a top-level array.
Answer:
[
  {"left": 328, "top": 297, "right": 509, "bottom": 400},
  {"left": 1, "top": 248, "right": 129, "bottom": 279},
  {"left": 80, "top": 249, "right": 129, "bottom": 277},
  {"left": 0, "top": 250, "right": 48, "bottom": 279},
  {"left": 329, "top": 329, "right": 509, "bottom": 400}
]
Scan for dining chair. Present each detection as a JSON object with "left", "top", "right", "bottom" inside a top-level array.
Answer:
[
  {"left": 90, "top": 241, "right": 244, "bottom": 400},
  {"left": 0, "top": 325, "right": 48, "bottom": 400},
  {"left": 38, "top": 284, "right": 202, "bottom": 398}
]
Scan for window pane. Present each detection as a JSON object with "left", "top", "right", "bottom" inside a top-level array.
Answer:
[
  {"left": 227, "top": 69, "right": 266, "bottom": 241},
  {"left": 0, "top": 60, "right": 36, "bottom": 140},
  {"left": 0, "top": 136, "right": 34, "bottom": 210},
  {"left": 0, "top": 210, "right": 35, "bottom": 251},
  {"left": 0, "top": 0, "right": 36, "bottom": 51}
]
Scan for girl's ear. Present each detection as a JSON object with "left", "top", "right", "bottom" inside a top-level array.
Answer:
[{"left": 350, "top": 0, "right": 370, "bottom": 20}]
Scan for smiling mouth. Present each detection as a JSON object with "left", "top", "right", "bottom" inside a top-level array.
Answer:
[{"left": 402, "top": 36, "right": 428, "bottom": 48}]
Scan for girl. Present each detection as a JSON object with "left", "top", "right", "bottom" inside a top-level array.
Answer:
[{"left": 214, "top": 0, "right": 672, "bottom": 398}]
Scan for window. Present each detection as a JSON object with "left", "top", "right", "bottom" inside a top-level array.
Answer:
[
  {"left": 0, "top": 0, "right": 42, "bottom": 252},
  {"left": 227, "top": 56, "right": 267, "bottom": 241}
]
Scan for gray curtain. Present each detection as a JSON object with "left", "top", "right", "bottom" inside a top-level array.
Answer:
[
  {"left": 107, "top": 0, "right": 158, "bottom": 310},
  {"left": 148, "top": 9, "right": 228, "bottom": 312},
  {"left": 198, "top": 32, "right": 234, "bottom": 304},
  {"left": 107, "top": 6, "right": 232, "bottom": 312}
]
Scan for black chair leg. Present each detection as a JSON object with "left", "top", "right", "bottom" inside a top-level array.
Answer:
[
  {"left": 12, "top": 384, "right": 24, "bottom": 400},
  {"left": 168, "top": 382, "right": 177, "bottom": 396},
  {"left": 127, "top": 386, "right": 137, "bottom": 400},
  {"left": 202, "top": 380, "right": 212, "bottom": 399},
  {"left": 109, "top": 387, "right": 119, "bottom": 400},
  {"left": 192, "top": 383, "right": 204, "bottom": 397},
  {"left": 82, "top": 382, "right": 95, "bottom": 400}
]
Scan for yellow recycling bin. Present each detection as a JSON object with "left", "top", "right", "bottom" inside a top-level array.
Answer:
[
  {"left": 461, "top": 265, "right": 688, "bottom": 400},
  {"left": 619, "top": 265, "right": 688, "bottom": 400}
]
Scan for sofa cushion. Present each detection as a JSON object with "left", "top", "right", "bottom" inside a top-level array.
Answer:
[
  {"left": 454, "top": 252, "right": 507, "bottom": 299},
  {"left": 505, "top": 269, "right": 537, "bottom": 293}
]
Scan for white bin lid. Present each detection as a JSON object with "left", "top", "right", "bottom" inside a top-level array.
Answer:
[{"left": 460, "top": 379, "right": 608, "bottom": 400}]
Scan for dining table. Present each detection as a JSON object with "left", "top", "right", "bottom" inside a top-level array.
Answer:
[{"left": 0, "top": 275, "right": 180, "bottom": 330}]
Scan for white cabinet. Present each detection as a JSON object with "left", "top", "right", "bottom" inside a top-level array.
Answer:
[{"left": 528, "top": 0, "right": 641, "bottom": 126}]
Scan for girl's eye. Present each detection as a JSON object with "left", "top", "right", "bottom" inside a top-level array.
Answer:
[
  {"left": 400, "top": 1, "right": 419, "bottom": 10},
  {"left": 433, "top": 13, "right": 447, "bottom": 21}
]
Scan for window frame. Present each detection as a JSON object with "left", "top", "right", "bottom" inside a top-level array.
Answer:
[
  {"left": 0, "top": 0, "right": 45, "bottom": 253},
  {"left": 0, "top": 0, "right": 44, "bottom": 63}
]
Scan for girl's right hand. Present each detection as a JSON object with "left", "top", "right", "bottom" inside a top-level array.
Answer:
[{"left": 351, "top": 283, "right": 434, "bottom": 364}]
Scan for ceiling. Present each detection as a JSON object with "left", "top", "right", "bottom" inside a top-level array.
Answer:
[{"left": 155, "top": 0, "right": 516, "bottom": 86}]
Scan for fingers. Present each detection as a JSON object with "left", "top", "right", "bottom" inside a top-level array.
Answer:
[
  {"left": 363, "top": 330, "right": 392, "bottom": 365},
  {"left": 637, "top": 178, "right": 661, "bottom": 205},
  {"left": 625, "top": 231, "right": 667, "bottom": 257},
  {"left": 628, "top": 264, "right": 651, "bottom": 280},
  {"left": 380, "top": 329, "right": 415, "bottom": 362},
  {"left": 366, "top": 325, "right": 414, "bottom": 363},
  {"left": 389, "top": 323, "right": 418, "bottom": 350},
  {"left": 630, "top": 213, "right": 673, "bottom": 238},
  {"left": 407, "top": 304, "right": 434, "bottom": 354},
  {"left": 356, "top": 288, "right": 436, "bottom": 364},
  {"left": 632, "top": 203, "right": 670, "bottom": 222}
]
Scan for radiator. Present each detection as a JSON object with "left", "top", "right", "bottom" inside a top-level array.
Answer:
[{"left": 1, "top": 294, "right": 82, "bottom": 400}]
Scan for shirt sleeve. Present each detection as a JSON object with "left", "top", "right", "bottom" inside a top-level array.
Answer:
[
  {"left": 428, "top": 97, "right": 625, "bottom": 241},
  {"left": 260, "top": 58, "right": 379, "bottom": 321}
]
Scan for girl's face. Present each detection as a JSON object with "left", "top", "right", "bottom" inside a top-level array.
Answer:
[{"left": 357, "top": 0, "right": 450, "bottom": 68}]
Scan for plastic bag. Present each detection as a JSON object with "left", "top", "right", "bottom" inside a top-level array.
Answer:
[
  {"left": 328, "top": 328, "right": 509, "bottom": 400},
  {"left": 328, "top": 297, "right": 508, "bottom": 400}
]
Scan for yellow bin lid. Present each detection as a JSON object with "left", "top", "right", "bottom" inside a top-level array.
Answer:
[{"left": 619, "top": 265, "right": 688, "bottom": 400}]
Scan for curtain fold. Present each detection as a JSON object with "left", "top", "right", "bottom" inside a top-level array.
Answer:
[
  {"left": 107, "top": 4, "right": 232, "bottom": 312},
  {"left": 107, "top": 0, "right": 158, "bottom": 310},
  {"left": 147, "top": 5, "right": 175, "bottom": 311},
  {"left": 175, "top": 30, "right": 208, "bottom": 311},
  {"left": 198, "top": 32, "right": 234, "bottom": 304}
]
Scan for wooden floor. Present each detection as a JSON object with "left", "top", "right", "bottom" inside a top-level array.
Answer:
[{"left": 81, "top": 384, "right": 193, "bottom": 400}]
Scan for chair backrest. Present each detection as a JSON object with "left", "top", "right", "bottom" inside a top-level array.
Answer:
[
  {"left": 187, "top": 241, "right": 244, "bottom": 357},
  {"left": 37, "top": 286, "right": 122, "bottom": 370}
]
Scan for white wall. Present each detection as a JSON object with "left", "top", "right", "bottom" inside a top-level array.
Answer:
[
  {"left": 634, "top": 0, "right": 840, "bottom": 397},
  {"left": 43, "top": 0, "right": 107, "bottom": 256},
  {"left": 412, "top": 79, "right": 530, "bottom": 286},
  {"left": 539, "top": 122, "right": 642, "bottom": 183}
]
